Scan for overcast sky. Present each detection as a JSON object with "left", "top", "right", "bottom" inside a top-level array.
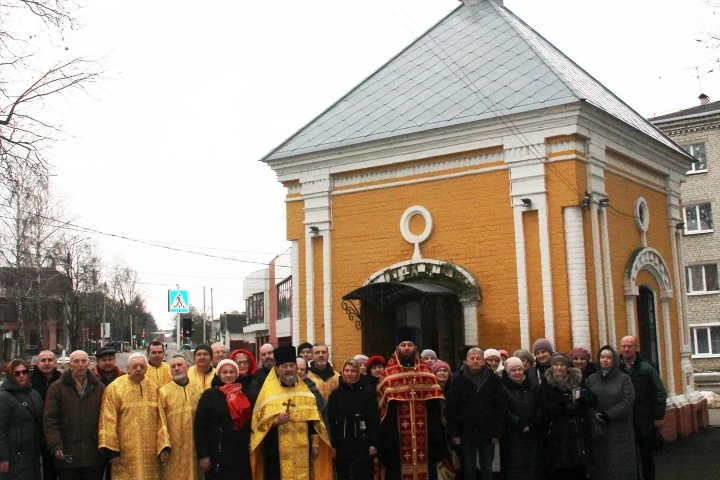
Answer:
[{"left": 46, "top": 0, "right": 719, "bottom": 330}]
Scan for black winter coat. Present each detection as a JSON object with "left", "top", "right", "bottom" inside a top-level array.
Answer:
[
  {"left": 619, "top": 355, "right": 666, "bottom": 438},
  {"left": 501, "top": 374, "right": 540, "bottom": 480},
  {"left": 0, "top": 380, "right": 44, "bottom": 480},
  {"left": 537, "top": 367, "right": 597, "bottom": 473},
  {"left": 445, "top": 366, "right": 508, "bottom": 444},
  {"left": 29, "top": 368, "right": 61, "bottom": 402},
  {"left": 327, "top": 379, "right": 380, "bottom": 480},
  {"left": 193, "top": 376, "right": 252, "bottom": 480}
]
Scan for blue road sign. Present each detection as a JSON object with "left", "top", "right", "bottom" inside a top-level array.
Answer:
[{"left": 168, "top": 289, "right": 189, "bottom": 313}]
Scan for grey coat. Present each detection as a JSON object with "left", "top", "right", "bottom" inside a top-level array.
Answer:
[
  {"left": 586, "top": 346, "right": 636, "bottom": 480},
  {"left": 0, "top": 380, "right": 44, "bottom": 480}
]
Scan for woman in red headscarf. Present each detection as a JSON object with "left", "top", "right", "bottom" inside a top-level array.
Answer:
[
  {"left": 229, "top": 349, "right": 261, "bottom": 407},
  {"left": 194, "top": 359, "right": 253, "bottom": 480}
]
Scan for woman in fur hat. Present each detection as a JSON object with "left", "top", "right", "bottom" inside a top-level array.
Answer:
[{"left": 537, "top": 353, "right": 598, "bottom": 480}]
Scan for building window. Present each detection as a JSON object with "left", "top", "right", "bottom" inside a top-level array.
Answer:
[
  {"left": 691, "top": 326, "right": 720, "bottom": 357},
  {"left": 686, "top": 264, "right": 720, "bottom": 293},
  {"left": 277, "top": 277, "right": 292, "bottom": 319},
  {"left": 245, "top": 293, "right": 264, "bottom": 325},
  {"left": 684, "top": 203, "right": 713, "bottom": 234},
  {"left": 684, "top": 143, "right": 707, "bottom": 173}
]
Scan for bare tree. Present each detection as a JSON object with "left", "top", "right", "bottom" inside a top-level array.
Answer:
[{"left": 0, "top": 0, "right": 104, "bottom": 186}]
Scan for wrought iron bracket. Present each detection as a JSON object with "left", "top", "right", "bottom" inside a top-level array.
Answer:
[{"left": 341, "top": 299, "right": 362, "bottom": 330}]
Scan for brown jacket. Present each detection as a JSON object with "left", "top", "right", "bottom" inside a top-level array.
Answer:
[{"left": 43, "top": 369, "right": 106, "bottom": 468}]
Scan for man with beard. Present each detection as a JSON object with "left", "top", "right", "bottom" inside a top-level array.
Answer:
[
  {"left": 188, "top": 344, "right": 214, "bottom": 391},
  {"left": 146, "top": 341, "right": 172, "bottom": 387},
  {"left": 93, "top": 346, "right": 124, "bottom": 386},
  {"left": 254, "top": 343, "right": 275, "bottom": 385},
  {"left": 306, "top": 343, "right": 340, "bottom": 402},
  {"left": 377, "top": 327, "right": 446, "bottom": 480},
  {"left": 250, "top": 346, "right": 332, "bottom": 480},
  {"left": 98, "top": 353, "right": 171, "bottom": 480},
  {"left": 30, "top": 350, "right": 62, "bottom": 480},
  {"left": 159, "top": 354, "right": 203, "bottom": 480}
]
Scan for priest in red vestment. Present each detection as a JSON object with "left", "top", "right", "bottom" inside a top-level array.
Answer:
[{"left": 377, "top": 327, "right": 446, "bottom": 480}]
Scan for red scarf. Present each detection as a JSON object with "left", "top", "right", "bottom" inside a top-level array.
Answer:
[{"left": 218, "top": 383, "right": 251, "bottom": 431}]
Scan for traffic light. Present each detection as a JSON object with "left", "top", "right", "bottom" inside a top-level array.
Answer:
[{"left": 182, "top": 316, "right": 193, "bottom": 339}]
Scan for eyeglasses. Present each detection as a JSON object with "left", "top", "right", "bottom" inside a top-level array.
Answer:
[
  {"left": 236, "top": 361, "right": 250, "bottom": 366},
  {"left": 13, "top": 370, "right": 28, "bottom": 377}
]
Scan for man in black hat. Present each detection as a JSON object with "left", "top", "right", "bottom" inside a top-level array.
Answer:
[
  {"left": 376, "top": 327, "right": 446, "bottom": 480},
  {"left": 250, "top": 345, "right": 332, "bottom": 480},
  {"left": 188, "top": 343, "right": 214, "bottom": 391},
  {"left": 93, "top": 346, "right": 124, "bottom": 386}
]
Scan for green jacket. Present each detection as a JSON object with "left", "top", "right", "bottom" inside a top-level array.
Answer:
[{"left": 619, "top": 355, "right": 666, "bottom": 437}]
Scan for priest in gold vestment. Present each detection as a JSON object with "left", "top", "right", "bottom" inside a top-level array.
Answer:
[
  {"left": 250, "top": 346, "right": 332, "bottom": 480},
  {"left": 146, "top": 341, "right": 172, "bottom": 387},
  {"left": 98, "top": 353, "right": 171, "bottom": 480},
  {"left": 159, "top": 354, "right": 203, "bottom": 480}
]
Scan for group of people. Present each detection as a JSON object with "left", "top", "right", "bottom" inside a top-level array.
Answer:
[{"left": 0, "top": 331, "right": 666, "bottom": 480}]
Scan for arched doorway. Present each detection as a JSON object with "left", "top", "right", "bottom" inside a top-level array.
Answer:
[
  {"left": 342, "top": 282, "right": 463, "bottom": 369},
  {"left": 636, "top": 286, "right": 659, "bottom": 367}
]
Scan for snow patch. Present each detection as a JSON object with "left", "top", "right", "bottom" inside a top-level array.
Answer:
[{"left": 697, "top": 391, "right": 720, "bottom": 408}]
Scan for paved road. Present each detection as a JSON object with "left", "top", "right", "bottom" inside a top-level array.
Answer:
[{"left": 656, "top": 426, "right": 720, "bottom": 479}]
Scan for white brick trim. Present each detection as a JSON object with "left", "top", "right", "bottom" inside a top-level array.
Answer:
[{"left": 563, "top": 206, "right": 591, "bottom": 347}]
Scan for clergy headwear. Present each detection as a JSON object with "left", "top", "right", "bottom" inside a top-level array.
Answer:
[
  {"left": 195, "top": 343, "right": 213, "bottom": 358},
  {"left": 274, "top": 345, "right": 297, "bottom": 366},
  {"left": 395, "top": 326, "right": 417, "bottom": 345}
]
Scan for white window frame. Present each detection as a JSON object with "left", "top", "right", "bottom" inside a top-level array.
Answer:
[
  {"left": 684, "top": 143, "right": 708, "bottom": 174},
  {"left": 686, "top": 264, "right": 720, "bottom": 295},
  {"left": 683, "top": 203, "right": 714, "bottom": 234},
  {"left": 691, "top": 323, "right": 720, "bottom": 358}
]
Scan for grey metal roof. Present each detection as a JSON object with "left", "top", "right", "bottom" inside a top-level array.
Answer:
[{"left": 262, "top": 0, "right": 686, "bottom": 162}]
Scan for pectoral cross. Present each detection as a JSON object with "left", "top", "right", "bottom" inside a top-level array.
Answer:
[{"left": 283, "top": 398, "right": 296, "bottom": 413}]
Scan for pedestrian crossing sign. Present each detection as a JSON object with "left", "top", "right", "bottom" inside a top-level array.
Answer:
[{"left": 168, "top": 289, "right": 189, "bottom": 313}]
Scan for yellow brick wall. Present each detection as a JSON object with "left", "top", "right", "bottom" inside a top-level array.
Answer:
[
  {"left": 524, "top": 210, "right": 544, "bottom": 346},
  {"left": 603, "top": 170, "right": 681, "bottom": 389},
  {"left": 286, "top": 200, "right": 306, "bottom": 341}
]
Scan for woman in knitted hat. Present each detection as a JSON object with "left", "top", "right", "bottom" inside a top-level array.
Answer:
[
  {"left": 327, "top": 359, "right": 380, "bottom": 480},
  {"left": 484, "top": 349, "right": 504, "bottom": 378},
  {"left": 353, "top": 354, "right": 369, "bottom": 375},
  {"left": 537, "top": 352, "right": 598, "bottom": 480},
  {"left": 513, "top": 349, "right": 535, "bottom": 374},
  {"left": 364, "top": 355, "right": 386, "bottom": 388},
  {"left": 529, "top": 338, "right": 554, "bottom": 387},
  {"left": 500, "top": 357, "right": 540, "bottom": 480},
  {"left": 570, "top": 346, "right": 597, "bottom": 381},
  {"left": 431, "top": 360, "right": 452, "bottom": 391},
  {"left": 420, "top": 349, "right": 438, "bottom": 368},
  {"left": 194, "top": 359, "right": 253, "bottom": 479}
]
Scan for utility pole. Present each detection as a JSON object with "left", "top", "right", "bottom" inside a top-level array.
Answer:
[
  {"left": 102, "top": 282, "right": 107, "bottom": 347},
  {"left": 210, "top": 288, "right": 214, "bottom": 342}
]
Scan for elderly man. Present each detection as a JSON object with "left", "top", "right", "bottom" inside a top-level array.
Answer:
[
  {"left": 188, "top": 344, "right": 214, "bottom": 391},
  {"left": 377, "top": 327, "right": 446, "bottom": 480},
  {"left": 619, "top": 335, "right": 667, "bottom": 480},
  {"left": 211, "top": 342, "right": 227, "bottom": 367},
  {"left": 146, "top": 341, "right": 172, "bottom": 387},
  {"left": 306, "top": 343, "right": 340, "bottom": 402},
  {"left": 98, "top": 353, "right": 171, "bottom": 480},
  {"left": 254, "top": 343, "right": 275, "bottom": 385},
  {"left": 446, "top": 347, "right": 507, "bottom": 480},
  {"left": 93, "top": 346, "right": 124, "bottom": 386},
  {"left": 250, "top": 346, "right": 332, "bottom": 480},
  {"left": 31, "top": 350, "right": 62, "bottom": 480},
  {"left": 159, "top": 354, "right": 202, "bottom": 480},
  {"left": 44, "top": 350, "right": 106, "bottom": 480}
]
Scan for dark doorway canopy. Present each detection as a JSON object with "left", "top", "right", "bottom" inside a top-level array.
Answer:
[{"left": 342, "top": 281, "right": 456, "bottom": 313}]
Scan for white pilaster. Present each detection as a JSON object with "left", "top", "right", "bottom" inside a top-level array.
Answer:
[
  {"left": 661, "top": 299, "right": 676, "bottom": 394},
  {"left": 564, "top": 206, "right": 591, "bottom": 347},
  {"left": 291, "top": 240, "right": 300, "bottom": 346},
  {"left": 591, "top": 204, "right": 607, "bottom": 346},
  {"left": 600, "top": 206, "right": 616, "bottom": 345},
  {"left": 322, "top": 230, "right": 332, "bottom": 353},
  {"left": 538, "top": 196, "right": 555, "bottom": 343},
  {"left": 513, "top": 206, "right": 530, "bottom": 351},
  {"left": 461, "top": 300, "right": 479, "bottom": 347},
  {"left": 305, "top": 232, "right": 315, "bottom": 344},
  {"left": 625, "top": 296, "right": 636, "bottom": 337}
]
